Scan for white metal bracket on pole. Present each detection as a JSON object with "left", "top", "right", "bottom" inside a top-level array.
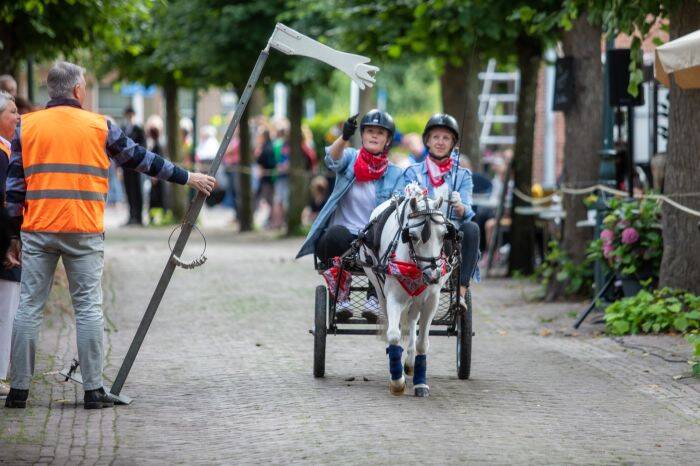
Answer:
[{"left": 267, "top": 23, "right": 379, "bottom": 90}]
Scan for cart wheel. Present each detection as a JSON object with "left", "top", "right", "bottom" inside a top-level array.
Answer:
[
  {"left": 456, "top": 289, "right": 472, "bottom": 380},
  {"left": 314, "top": 285, "right": 327, "bottom": 378}
]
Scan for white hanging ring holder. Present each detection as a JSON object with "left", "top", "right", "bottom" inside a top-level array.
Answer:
[{"left": 168, "top": 223, "right": 208, "bottom": 269}]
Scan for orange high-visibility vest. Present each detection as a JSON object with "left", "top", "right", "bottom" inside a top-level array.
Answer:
[{"left": 20, "top": 106, "right": 110, "bottom": 233}]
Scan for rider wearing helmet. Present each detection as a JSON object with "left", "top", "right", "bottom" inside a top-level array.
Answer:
[
  {"left": 403, "top": 113, "right": 480, "bottom": 307},
  {"left": 297, "top": 109, "right": 404, "bottom": 321}
]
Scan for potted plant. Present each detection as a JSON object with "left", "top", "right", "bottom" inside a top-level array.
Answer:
[{"left": 588, "top": 197, "right": 662, "bottom": 296}]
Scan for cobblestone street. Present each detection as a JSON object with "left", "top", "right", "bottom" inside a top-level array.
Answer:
[{"left": 2, "top": 216, "right": 699, "bottom": 464}]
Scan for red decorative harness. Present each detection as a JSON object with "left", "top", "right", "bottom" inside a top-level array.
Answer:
[
  {"left": 322, "top": 257, "right": 352, "bottom": 302},
  {"left": 386, "top": 253, "right": 448, "bottom": 297}
]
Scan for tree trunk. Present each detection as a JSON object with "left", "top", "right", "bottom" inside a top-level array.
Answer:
[
  {"left": 238, "top": 107, "right": 253, "bottom": 232},
  {"left": 659, "top": 0, "right": 700, "bottom": 294},
  {"left": 547, "top": 14, "right": 603, "bottom": 298},
  {"left": 0, "top": 29, "right": 18, "bottom": 77},
  {"left": 164, "top": 78, "right": 187, "bottom": 221},
  {"left": 508, "top": 37, "right": 541, "bottom": 276},
  {"left": 440, "top": 55, "right": 481, "bottom": 169},
  {"left": 286, "top": 84, "right": 308, "bottom": 236}
]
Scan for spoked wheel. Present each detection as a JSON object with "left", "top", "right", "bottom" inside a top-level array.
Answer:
[
  {"left": 456, "top": 289, "right": 472, "bottom": 380},
  {"left": 314, "top": 285, "right": 327, "bottom": 378}
]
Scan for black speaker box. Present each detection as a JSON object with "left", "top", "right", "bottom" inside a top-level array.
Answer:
[
  {"left": 553, "top": 57, "right": 575, "bottom": 111},
  {"left": 607, "top": 49, "right": 644, "bottom": 107}
]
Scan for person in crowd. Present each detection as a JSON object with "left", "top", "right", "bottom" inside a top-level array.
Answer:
[
  {"left": 480, "top": 154, "right": 512, "bottom": 266},
  {"left": 474, "top": 155, "right": 507, "bottom": 253},
  {"left": 223, "top": 126, "right": 240, "bottom": 219},
  {"left": 146, "top": 118, "right": 167, "bottom": 221},
  {"left": 302, "top": 175, "right": 329, "bottom": 227},
  {"left": 401, "top": 132, "right": 427, "bottom": 164},
  {"left": 271, "top": 125, "right": 290, "bottom": 229},
  {"left": 180, "top": 118, "right": 194, "bottom": 169},
  {"left": 301, "top": 125, "right": 318, "bottom": 171},
  {"left": 403, "top": 113, "right": 480, "bottom": 309},
  {"left": 3, "top": 61, "right": 215, "bottom": 410},
  {"left": 0, "top": 90, "right": 21, "bottom": 397},
  {"left": 297, "top": 110, "right": 404, "bottom": 322},
  {"left": 255, "top": 127, "right": 277, "bottom": 228},
  {"left": 0, "top": 75, "right": 17, "bottom": 97},
  {"left": 121, "top": 107, "right": 146, "bottom": 225}
]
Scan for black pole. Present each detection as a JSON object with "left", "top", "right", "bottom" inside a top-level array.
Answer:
[
  {"left": 626, "top": 105, "right": 634, "bottom": 198},
  {"left": 110, "top": 49, "right": 270, "bottom": 397}
]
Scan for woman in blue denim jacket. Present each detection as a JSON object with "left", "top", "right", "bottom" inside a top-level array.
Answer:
[
  {"left": 297, "top": 110, "right": 404, "bottom": 320},
  {"left": 403, "top": 114, "right": 480, "bottom": 309}
]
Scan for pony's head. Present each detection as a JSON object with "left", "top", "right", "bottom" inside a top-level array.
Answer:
[{"left": 402, "top": 186, "right": 448, "bottom": 285}]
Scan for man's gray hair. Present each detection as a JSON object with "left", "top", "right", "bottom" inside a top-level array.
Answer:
[
  {"left": 47, "top": 61, "right": 85, "bottom": 99},
  {"left": 0, "top": 90, "right": 14, "bottom": 113}
]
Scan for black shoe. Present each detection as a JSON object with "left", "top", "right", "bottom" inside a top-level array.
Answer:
[
  {"left": 84, "top": 387, "right": 115, "bottom": 409},
  {"left": 5, "top": 388, "right": 29, "bottom": 408}
]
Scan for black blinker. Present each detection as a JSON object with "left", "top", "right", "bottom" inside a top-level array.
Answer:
[{"left": 421, "top": 221, "right": 431, "bottom": 243}]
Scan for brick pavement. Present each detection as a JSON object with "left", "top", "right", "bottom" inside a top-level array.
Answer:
[{"left": 1, "top": 222, "right": 699, "bottom": 465}]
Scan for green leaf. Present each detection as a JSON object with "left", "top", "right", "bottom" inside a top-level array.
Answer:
[
  {"left": 387, "top": 44, "right": 402, "bottom": 59},
  {"left": 612, "top": 320, "right": 630, "bottom": 335},
  {"left": 673, "top": 316, "right": 689, "bottom": 332},
  {"left": 414, "top": 3, "right": 428, "bottom": 18}
]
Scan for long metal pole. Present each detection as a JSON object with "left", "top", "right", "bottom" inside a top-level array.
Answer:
[{"left": 110, "top": 49, "right": 270, "bottom": 396}]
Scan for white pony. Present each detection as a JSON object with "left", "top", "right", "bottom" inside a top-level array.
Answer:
[{"left": 360, "top": 183, "right": 453, "bottom": 397}]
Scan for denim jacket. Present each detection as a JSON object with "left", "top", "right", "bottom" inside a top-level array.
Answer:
[
  {"left": 403, "top": 160, "right": 480, "bottom": 282},
  {"left": 403, "top": 161, "right": 475, "bottom": 222},
  {"left": 296, "top": 147, "right": 405, "bottom": 258}
]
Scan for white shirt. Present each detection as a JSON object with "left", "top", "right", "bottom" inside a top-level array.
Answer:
[
  {"left": 329, "top": 180, "right": 376, "bottom": 235},
  {"left": 0, "top": 135, "right": 10, "bottom": 152}
]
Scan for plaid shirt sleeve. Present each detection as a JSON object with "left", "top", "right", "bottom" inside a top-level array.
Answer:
[
  {"left": 5, "top": 124, "right": 26, "bottom": 226},
  {"left": 105, "top": 119, "right": 189, "bottom": 185}
]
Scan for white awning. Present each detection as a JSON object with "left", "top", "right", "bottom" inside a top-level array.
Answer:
[{"left": 655, "top": 29, "right": 700, "bottom": 89}]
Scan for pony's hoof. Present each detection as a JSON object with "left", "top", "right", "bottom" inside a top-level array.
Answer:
[
  {"left": 389, "top": 379, "right": 405, "bottom": 396},
  {"left": 414, "top": 385, "right": 430, "bottom": 397},
  {"left": 404, "top": 363, "right": 413, "bottom": 376}
]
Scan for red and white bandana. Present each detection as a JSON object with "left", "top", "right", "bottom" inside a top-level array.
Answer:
[
  {"left": 321, "top": 257, "right": 353, "bottom": 302},
  {"left": 354, "top": 147, "right": 389, "bottom": 182},
  {"left": 425, "top": 156, "right": 453, "bottom": 188}
]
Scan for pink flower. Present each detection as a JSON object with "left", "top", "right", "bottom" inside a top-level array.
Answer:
[
  {"left": 600, "top": 229, "right": 614, "bottom": 244},
  {"left": 621, "top": 227, "right": 640, "bottom": 245},
  {"left": 603, "top": 243, "right": 614, "bottom": 259}
]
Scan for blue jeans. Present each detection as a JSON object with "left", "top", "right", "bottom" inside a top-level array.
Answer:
[{"left": 11, "top": 232, "right": 105, "bottom": 391}]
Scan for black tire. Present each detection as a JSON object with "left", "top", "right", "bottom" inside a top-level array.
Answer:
[
  {"left": 456, "top": 290, "right": 472, "bottom": 380},
  {"left": 314, "top": 285, "right": 327, "bottom": 378}
]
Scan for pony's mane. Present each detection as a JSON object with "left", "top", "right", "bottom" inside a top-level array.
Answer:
[{"left": 403, "top": 181, "right": 427, "bottom": 199}]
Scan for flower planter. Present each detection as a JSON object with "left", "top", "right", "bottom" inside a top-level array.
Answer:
[
  {"left": 619, "top": 275, "right": 643, "bottom": 297},
  {"left": 618, "top": 265, "right": 657, "bottom": 297}
]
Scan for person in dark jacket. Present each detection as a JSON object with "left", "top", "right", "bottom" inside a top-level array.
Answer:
[
  {"left": 0, "top": 90, "right": 21, "bottom": 396},
  {"left": 121, "top": 107, "right": 146, "bottom": 225},
  {"left": 146, "top": 125, "right": 167, "bottom": 220}
]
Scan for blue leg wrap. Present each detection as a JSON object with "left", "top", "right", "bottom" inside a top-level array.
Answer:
[
  {"left": 413, "top": 354, "right": 427, "bottom": 386},
  {"left": 386, "top": 345, "right": 404, "bottom": 380}
]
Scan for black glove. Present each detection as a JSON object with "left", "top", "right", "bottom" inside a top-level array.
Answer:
[{"left": 342, "top": 113, "right": 359, "bottom": 141}]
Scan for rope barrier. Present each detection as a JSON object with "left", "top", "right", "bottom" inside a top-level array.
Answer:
[{"left": 511, "top": 185, "right": 700, "bottom": 219}]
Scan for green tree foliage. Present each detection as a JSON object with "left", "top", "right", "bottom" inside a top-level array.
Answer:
[{"left": 0, "top": 0, "right": 151, "bottom": 75}]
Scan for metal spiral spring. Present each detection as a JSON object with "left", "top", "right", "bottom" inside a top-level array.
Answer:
[{"left": 168, "top": 223, "right": 208, "bottom": 269}]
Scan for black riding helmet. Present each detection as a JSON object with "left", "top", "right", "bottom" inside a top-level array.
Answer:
[
  {"left": 422, "top": 113, "right": 460, "bottom": 146},
  {"left": 360, "top": 109, "right": 395, "bottom": 148}
]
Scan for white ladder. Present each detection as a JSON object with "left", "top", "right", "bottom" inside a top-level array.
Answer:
[{"left": 478, "top": 59, "right": 520, "bottom": 148}]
